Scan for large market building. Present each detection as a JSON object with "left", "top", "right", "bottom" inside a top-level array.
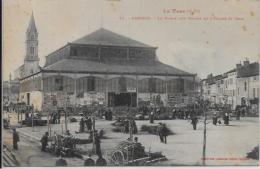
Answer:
[{"left": 18, "top": 14, "right": 198, "bottom": 111}]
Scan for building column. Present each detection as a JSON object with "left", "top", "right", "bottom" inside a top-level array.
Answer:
[
  {"left": 193, "top": 76, "right": 196, "bottom": 103},
  {"left": 247, "top": 78, "right": 250, "bottom": 106},
  {"left": 136, "top": 75, "right": 139, "bottom": 107},
  {"left": 126, "top": 47, "right": 129, "bottom": 60},
  {"left": 165, "top": 75, "right": 168, "bottom": 107},
  {"left": 74, "top": 74, "right": 77, "bottom": 106},
  {"left": 98, "top": 46, "right": 101, "bottom": 61},
  {"left": 105, "top": 73, "right": 108, "bottom": 107}
]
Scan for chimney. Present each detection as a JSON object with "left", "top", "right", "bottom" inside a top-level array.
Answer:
[
  {"left": 207, "top": 73, "right": 213, "bottom": 79},
  {"left": 9, "top": 73, "right": 12, "bottom": 82},
  {"left": 236, "top": 63, "right": 242, "bottom": 69},
  {"left": 243, "top": 59, "right": 249, "bottom": 66}
]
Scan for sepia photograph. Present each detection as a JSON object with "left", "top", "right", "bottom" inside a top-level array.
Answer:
[{"left": 2, "top": 0, "right": 259, "bottom": 167}]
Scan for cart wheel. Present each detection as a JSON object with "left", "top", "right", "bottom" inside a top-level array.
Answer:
[{"left": 111, "top": 150, "right": 125, "bottom": 165}]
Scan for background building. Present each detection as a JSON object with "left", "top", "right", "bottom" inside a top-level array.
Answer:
[
  {"left": 201, "top": 60, "right": 259, "bottom": 111},
  {"left": 236, "top": 61, "right": 259, "bottom": 113},
  {"left": 3, "top": 74, "right": 20, "bottom": 107}
]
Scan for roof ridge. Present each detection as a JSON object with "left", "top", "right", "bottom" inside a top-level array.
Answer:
[{"left": 71, "top": 28, "right": 153, "bottom": 48}]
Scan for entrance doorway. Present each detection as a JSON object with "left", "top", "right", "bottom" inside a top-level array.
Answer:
[{"left": 108, "top": 92, "right": 137, "bottom": 107}]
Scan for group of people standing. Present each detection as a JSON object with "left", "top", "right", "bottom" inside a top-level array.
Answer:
[
  {"left": 79, "top": 115, "right": 93, "bottom": 133},
  {"left": 51, "top": 111, "right": 61, "bottom": 124},
  {"left": 123, "top": 119, "right": 138, "bottom": 134},
  {"left": 212, "top": 112, "right": 230, "bottom": 126}
]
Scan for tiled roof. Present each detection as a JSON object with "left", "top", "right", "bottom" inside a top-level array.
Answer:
[
  {"left": 71, "top": 28, "right": 153, "bottom": 48},
  {"left": 225, "top": 68, "right": 236, "bottom": 74},
  {"left": 42, "top": 59, "right": 194, "bottom": 76}
]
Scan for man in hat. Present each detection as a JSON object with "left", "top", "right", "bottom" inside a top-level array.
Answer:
[
  {"left": 79, "top": 117, "right": 85, "bottom": 133},
  {"left": 224, "top": 113, "right": 229, "bottom": 125},
  {"left": 161, "top": 124, "right": 168, "bottom": 144},
  {"left": 191, "top": 115, "right": 198, "bottom": 130},
  {"left": 157, "top": 123, "right": 164, "bottom": 143},
  {"left": 12, "top": 128, "right": 20, "bottom": 150},
  {"left": 150, "top": 111, "right": 154, "bottom": 123},
  {"left": 86, "top": 117, "right": 92, "bottom": 131},
  {"left": 212, "top": 112, "right": 218, "bottom": 125},
  {"left": 95, "top": 134, "right": 102, "bottom": 157},
  {"left": 41, "top": 132, "right": 49, "bottom": 152},
  {"left": 66, "top": 130, "right": 71, "bottom": 136},
  {"left": 108, "top": 109, "right": 113, "bottom": 121},
  {"left": 172, "top": 108, "right": 176, "bottom": 119},
  {"left": 236, "top": 108, "right": 241, "bottom": 120}
]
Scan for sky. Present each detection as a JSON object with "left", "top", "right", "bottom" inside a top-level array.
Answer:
[{"left": 3, "top": 0, "right": 260, "bottom": 81}]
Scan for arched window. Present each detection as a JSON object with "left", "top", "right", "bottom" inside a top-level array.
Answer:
[
  {"left": 244, "top": 81, "right": 247, "bottom": 91},
  {"left": 30, "top": 34, "right": 34, "bottom": 40}
]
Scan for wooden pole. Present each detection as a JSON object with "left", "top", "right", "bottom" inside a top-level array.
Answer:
[
  {"left": 136, "top": 75, "right": 138, "bottom": 107},
  {"left": 92, "top": 117, "right": 96, "bottom": 154},
  {"left": 202, "top": 101, "right": 206, "bottom": 165},
  {"left": 47, "top": 108, "right": 50, "bottom": 136},
  {"left": 32, "top": 105, "right": 35, "bottom": 132},
  {"left": 64, "top": 109, "right": 68, "bottom": 132},
  {"left": 129, "top": 118, "right": 133, "bottom": 141},
  {"left": 165, "top": 74, "right": 168, "bottom": 107},
  {"left": 61, "top": 123, "right": 63, "bottom": 135},
  {"left": 17, "top": 107, "right": 20, "bottom": 123}
]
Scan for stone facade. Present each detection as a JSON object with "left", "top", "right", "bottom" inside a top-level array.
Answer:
[{"left": 201, "top": 60, "right": 259, "bottom": 111}]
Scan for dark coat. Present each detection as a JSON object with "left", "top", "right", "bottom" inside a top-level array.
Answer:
[
  {"left": 161, "top": 126, "right": 168, "bottom": 136},
  {"left": 13, "top": 131, "right": 20, "bottom": 143},
  {"left": 191, "top": 117, "right": 198, "bottom": 125},
  {"left": 41, "top": 135, "right": 48, "bottom": 145},
  {"left": 95, "top": 137, "right": 102, "bottom": 157}
]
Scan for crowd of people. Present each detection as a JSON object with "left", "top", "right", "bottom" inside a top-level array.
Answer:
[{"left": 9, "top": 100, "right": 251, "bottom": 166}]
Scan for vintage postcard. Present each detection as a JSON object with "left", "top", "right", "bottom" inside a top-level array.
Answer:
[{"left": 2, "top": 0, "right": 259, "bottom": 167}]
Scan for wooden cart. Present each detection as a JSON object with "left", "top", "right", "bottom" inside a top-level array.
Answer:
[{"left": 110, "top": 140, "right": 167, "bottom": 166}]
